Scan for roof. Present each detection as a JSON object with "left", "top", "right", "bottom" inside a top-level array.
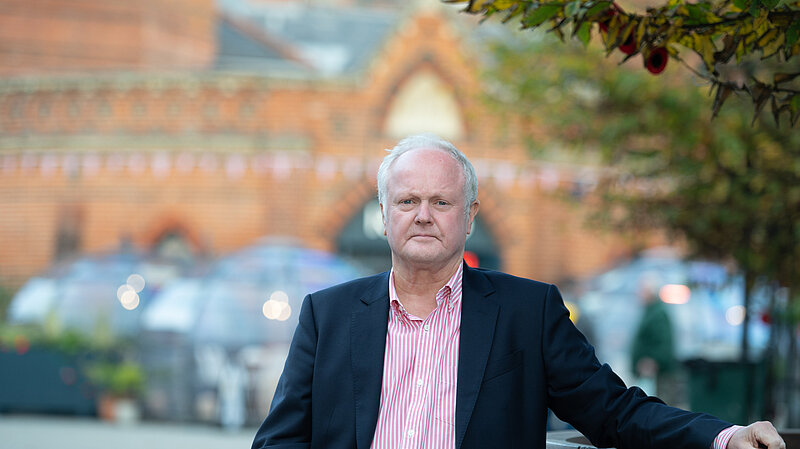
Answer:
[{"left": 214, "top": 0, "right": 399, "bottom": 78}]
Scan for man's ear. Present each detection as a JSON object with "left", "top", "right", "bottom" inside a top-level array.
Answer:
[
  {"left": 380, "top": 203, "right": 387, "bottom": 236},
  {"left": 466, "top": 200, "right": 480, "bottom": 234}
]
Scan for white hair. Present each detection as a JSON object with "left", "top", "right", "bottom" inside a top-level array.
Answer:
[{"left": 376, "top": 134, "right": 478, "bottom": 220}]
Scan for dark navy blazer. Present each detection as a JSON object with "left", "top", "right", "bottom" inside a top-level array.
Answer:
[{"left": 252, "top": 265, "right": 731, "bottom": 449}]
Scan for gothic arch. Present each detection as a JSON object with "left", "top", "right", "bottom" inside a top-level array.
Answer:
[
  {"left": 374, "top": 55, "right": 470, "bottom": 141},
  {"left": 142, "top": 216, "right": 204, "bottom": 260}
]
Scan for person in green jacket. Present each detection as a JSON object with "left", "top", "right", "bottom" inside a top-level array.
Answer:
[{"left": 631, "top": 275, "right": 680, "bottom": 405}]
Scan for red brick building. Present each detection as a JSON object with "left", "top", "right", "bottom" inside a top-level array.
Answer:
[{"left": 0, "top": 0, "right": 641, "bottom": 288}]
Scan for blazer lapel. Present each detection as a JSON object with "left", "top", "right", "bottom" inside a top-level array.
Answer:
[
  {"left": 350, "top": 272, "right": 390, "bottom": 449},
  {"left": 455, "top": 266, "right": 498, "bottom": 449}
]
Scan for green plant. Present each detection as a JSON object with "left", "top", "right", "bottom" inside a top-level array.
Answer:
[
  {"left": 86, "top": 361, "right": 145, "bottom": 398},
  {"left": 0, "top": 284, "right": 15, "bottom": 322}
]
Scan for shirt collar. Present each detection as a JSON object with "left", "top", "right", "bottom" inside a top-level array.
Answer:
[{"left": 388, "top": 263, "right": 464, "bottom": 317}]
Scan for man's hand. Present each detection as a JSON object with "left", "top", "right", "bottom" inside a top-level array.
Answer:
[{"left": 728, "top": 422, "right": 786, "bottom": 449}]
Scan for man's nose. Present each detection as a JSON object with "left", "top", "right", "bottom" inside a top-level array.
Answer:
[{"left": 415, "top": 201, "right": 432, "bottom": 223}]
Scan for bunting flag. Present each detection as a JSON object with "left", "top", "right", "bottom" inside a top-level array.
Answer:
[
  {"left": 491, "top": 161, "right": 517, "bottom": 189},
  {"left": 152, "top": 153, "right": 172, "bottom": 178},
  {"left": 538, "top": 167, "right": 560, "bottom": 191},
  {"left": 2, "top": 155, "right": 16, "bottom": 174},
  {"left": 225, "top": 155, "right": 246, "bottom": 179},
  {"left": 272, "top": 153, "right": 292, "bottom": 179},
  {"left": 314, "top": 155, "right": 337, "bottom": 180},
  {"left": 40, "top": 154, "right": 58, "bottom": 176},
  {"left": 0, "top": 150, "right": 601, "bottom": 194},
  {"left": 82, "top": 154, "right": 101, "bottom": 177}
]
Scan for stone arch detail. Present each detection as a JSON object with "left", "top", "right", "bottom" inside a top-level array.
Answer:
[
  {"left": 142, "top": 215, "right": 204, "bottom": 255},
  {"left": 375, "top": 54, "right": 469, "bottom": 141}
]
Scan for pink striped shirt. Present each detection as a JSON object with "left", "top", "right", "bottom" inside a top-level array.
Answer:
[
  {"left": 370, "top": 264, "right": 463, "bottom": 449},
  {"left": 713, "top": 425, "right": 742, "bottom": 449}
]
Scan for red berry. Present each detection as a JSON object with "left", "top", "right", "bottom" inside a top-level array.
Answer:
[
  {"left": 645, "top": 47, "right": 668, "bottom": 74},
  {"left": 619, "top": 33, "right": 637, "bottom": 54}
]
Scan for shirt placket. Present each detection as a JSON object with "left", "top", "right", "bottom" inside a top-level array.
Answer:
[{"left": 400, "top": 289, "right": 451, "bottom": 449}]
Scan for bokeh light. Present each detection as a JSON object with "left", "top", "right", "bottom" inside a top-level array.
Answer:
[
  {"left": 726, "top": 305, "right": 746, "bottom": 326},
  {"left": 117, "top": 284, "right": 135, "bottom": 301},
  {"left": 120, "top": 290, "right": 140, "bottom": 310},
  {"left": 127, "top": 274, "right": 146, "bottom": 293},
  {"left": 659, "top": 284, "right": 691, "bottom": 304},
  {"left": 262, "top": 290, "right": 292, "bottom": 321}
]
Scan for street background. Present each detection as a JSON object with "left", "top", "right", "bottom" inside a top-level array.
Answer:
[
  {"left": 0, "top": 414, "right": 254, "bottom": 449},
  {"left": 0, "top": 0, "right": 798, "bottom": 443}
]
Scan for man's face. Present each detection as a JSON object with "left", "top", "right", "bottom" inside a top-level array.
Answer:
[{"left": 381, "top": 148, "right": 478, "bottom": 271}]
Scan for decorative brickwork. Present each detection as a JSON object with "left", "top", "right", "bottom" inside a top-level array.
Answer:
[{"left": 0, "top": 6, "right": 652, "bottom": 288}]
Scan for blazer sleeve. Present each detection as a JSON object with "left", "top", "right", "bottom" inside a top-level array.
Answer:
[
  {"left": 252, "top": 294, "right": 317, "bottom": 449},
  {"left": 541, "top": 284, "right": 731, "bottom": 449}
]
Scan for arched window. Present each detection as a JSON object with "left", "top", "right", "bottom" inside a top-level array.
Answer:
[
  {"left": 384, "top": 71, "right": 464, "bottom": 140},
  {"left": 153, "top": 230, "right": 194, "bottom": 263}
]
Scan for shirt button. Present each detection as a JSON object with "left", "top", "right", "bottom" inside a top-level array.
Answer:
[
  {"left": 416, "top": 378, "right": 423, "bottom": 386},
  {"left": 423, "top": 324, "right": 430, "bottom": 332},
  {"left": 448, "top": 303, "right": 453, "bottom": 310},
  {"left": 407, "top": 429, "right": 415, "bottom": 437}
]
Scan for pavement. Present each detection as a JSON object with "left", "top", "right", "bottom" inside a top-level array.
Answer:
[{"left": 0, "top": 414, "right": 256, "bottom": 449}]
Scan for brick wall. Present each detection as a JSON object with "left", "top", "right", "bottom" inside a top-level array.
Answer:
[
  {"left": 0, "top": 9, "right": 651, "bottom": 288},
  {"left": 0, "top": 0, "right": 216, "bottom": 75}
]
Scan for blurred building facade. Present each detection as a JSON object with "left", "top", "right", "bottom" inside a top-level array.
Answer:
[{"left": 0, "top": 0, "right": 641, "bottom": 287}]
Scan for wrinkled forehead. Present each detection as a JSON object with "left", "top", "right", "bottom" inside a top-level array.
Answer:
[
  {"left": 386, "top": 148, "right": 466, "bottom": 196},
  {"left": 390, "top": 147, "right": 463, "bottom": 177}
]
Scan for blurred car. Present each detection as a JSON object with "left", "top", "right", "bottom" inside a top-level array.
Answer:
[
  {"left": 572, "top": 247, "right": 769, "bottom": 387},
  {"left": 138, "top": 240, "right": 364, "bottom": 428}
]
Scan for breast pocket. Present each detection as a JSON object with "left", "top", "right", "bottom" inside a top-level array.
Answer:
[{"left": 482, "top": 349, "right": 523, "bottom": 383}]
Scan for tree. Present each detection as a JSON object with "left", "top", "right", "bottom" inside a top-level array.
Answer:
[
  {"left": 482, "top": 30, "right": 800, "bottom": 423},
  {"left": 447, "top": 0, "right": 800, "bottom": 125}
]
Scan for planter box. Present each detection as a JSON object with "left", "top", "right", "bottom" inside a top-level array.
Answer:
[{"left": 0, "top": 347, "right": 96, "bottom": 415}]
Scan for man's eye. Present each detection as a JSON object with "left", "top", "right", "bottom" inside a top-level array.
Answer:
[
  {"left": 436, "top": 201, "right": 449, "bottom": 206},
  {"left": 400, "top": 199, "right": 413, "bottom": 205}
]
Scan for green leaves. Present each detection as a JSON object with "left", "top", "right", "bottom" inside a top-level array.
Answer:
[
  {"left": 482, "top": 31, "right": 800, "bottom": 294},
  {"left": 523, "top": 4, "right": 561, "bottom": 27},
  {"left": 786, "top": 18, "right": 800, "bottom": 45},
  {"left": 576, "top": 20, "right": 593, "bottom": 45},
  {"left": 450, "top": 0, "right": 800, "bottom": 125}
]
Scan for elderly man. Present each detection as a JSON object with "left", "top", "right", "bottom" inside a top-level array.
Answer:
[{"left": 252, "top": 134, "right": 785, "bottom": 449}]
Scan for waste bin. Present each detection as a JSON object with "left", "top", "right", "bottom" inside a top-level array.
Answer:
[{"left": 684, "top": 359, "right": 764, "bottom": 424}]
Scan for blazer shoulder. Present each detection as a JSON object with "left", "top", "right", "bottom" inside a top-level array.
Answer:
[
  {"left": 308, "top": 271, "right": 389, "bottom": 303},
  {"left": 469, "top": 267, "right": 554, "bottom": 294}
]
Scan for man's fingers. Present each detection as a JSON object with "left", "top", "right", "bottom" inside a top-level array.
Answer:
[
  {"left": 752, "top": 421, "right": 785, "bottom": 449},
  {"left": 729, "top": 422, "right": 786, "bottom": 449}
]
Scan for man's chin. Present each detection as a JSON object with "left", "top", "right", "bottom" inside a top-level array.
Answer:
[{"left": 399, "top": 251, "right": 461, "bottom": 269}]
